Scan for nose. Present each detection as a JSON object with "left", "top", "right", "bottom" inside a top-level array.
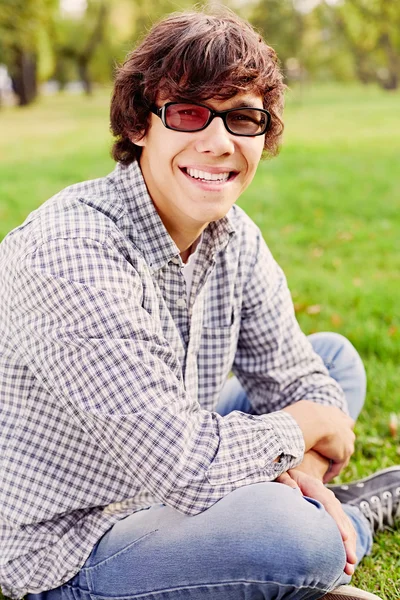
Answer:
[{"left": 194, "top": 116, "right": 235, "bottom": 156}]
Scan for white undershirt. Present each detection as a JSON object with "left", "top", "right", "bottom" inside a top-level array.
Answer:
[{"left": 181, "top": 234, "right": 203, "bottom": 304}]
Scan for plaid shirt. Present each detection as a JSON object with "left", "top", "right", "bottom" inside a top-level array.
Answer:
[{"left": 0, "top": 161, "right": 347, "bottom": 598}]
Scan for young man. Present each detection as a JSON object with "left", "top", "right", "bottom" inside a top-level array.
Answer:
[{"left": 0, "top": 10, "right": 398, "bottom": 600}]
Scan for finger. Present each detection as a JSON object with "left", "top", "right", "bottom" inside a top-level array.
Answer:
[
  {"left": 276, "top": 472, "right": 300, "bottom": 490},
  {"left": 344, "top": 537, "right": 357, "bottom": 565},
  {"left": 327, "top": 511, "right": 357, "bottom": 570},
  {"left": 323, "top": 470, "right": 336, "bottom": 484},
  {"left": 320, "top": 492, "right": 357, "bottom": 563},
  {"left": 336, "top": 518, "right": 357, "bottom": 566},
  {"left": 324, "top": 453, "right": 353, "bottom": 482},
  {"left": 327, "top": 500, "right": 352, "bottom": 542},
  {"left": 341, "top": 517, "right": 357, "bottom": 563},
  {"left": 323, "top": 460, "right": 344, "bottom": 483}
]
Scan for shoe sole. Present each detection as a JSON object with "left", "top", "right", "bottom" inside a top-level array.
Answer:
[{"left": 322, "top": 585, "right": 382, "bottom": 599}]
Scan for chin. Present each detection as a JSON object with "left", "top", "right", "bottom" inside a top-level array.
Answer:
[
  {"left": 196, "top": 199, "right": 235, "bottom": 219},
  {"left": 198, "top": 208, "right": 230, "bottom": 224}
]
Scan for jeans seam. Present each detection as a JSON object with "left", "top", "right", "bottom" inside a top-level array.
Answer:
[
  {"left": 84, "top": 529, "right": 159, "bottom": 571},
  {"left": 66, "top": 582, "right": 89, "bottom": 600},
  {"left": 85, "top": 578, "right": 346, "bottom": 600},
  {"left": 324, "top": 361, "right": 335, "bottom": 370},
  {"left": 325, "top": 569, "right": 352, "bottom": 594}
]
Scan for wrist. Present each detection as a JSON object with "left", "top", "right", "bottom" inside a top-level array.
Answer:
[
  {"left": 281, "top": 400, "right": 329, "bottom": 452},
  {"left": 296, "top": 449, "right": 330, "bottom": 481}
]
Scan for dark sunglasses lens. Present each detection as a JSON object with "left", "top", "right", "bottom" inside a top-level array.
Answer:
[
  {"left": 165, "top": 104, "right": 210, "bottom": 131},
  {"left": 226, "top": 109, "right": 268, "bottom": 135}
]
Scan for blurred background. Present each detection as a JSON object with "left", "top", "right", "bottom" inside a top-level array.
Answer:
[
  {"left": 0, "top": 1, "right": 400, "bottom": 597},
  {"left": 0, "top": 0, "right": 400, "bottom": 106}
]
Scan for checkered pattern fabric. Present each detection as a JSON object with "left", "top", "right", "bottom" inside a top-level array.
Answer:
[{"left": 0, "top": 161, "right": 347, "bottom": 598}]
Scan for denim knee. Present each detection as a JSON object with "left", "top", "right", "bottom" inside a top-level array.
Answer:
[
  {"left": 211, "top": 483, "right": 347, "bottom": 593},
  {"left": 30, "top": 485, "right": 350, "bottom": 600},
  {"left": 308, "top": 331, "right": 367, "bottom": 420}
]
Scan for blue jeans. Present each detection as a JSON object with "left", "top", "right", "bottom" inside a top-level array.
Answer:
[{"left": 28, "top": 333, "right": 372, "bottom": 600}]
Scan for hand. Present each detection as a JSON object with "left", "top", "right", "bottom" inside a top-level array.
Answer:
[
  {"left": 282, "top": 400, "right": 355, "bottom": 466},
  {"left": 295, "top": 449, "right": 346, "bottom": 483},
  {"left": 276, "top": 469, "right": 357, "bottom": 576}
]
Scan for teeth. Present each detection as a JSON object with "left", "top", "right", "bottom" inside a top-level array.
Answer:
[{"left": 186, "top": 168, "right": 230, "bottom": 182}]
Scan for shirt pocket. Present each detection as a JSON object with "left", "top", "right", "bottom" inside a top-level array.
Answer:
[
  {"left": 203, "top": 299, "right": 236, "bottom": 329},
  {"left": 197, "top": 310, "right": 240, "bottom": 408}
]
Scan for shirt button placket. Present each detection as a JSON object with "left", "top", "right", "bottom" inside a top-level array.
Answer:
[{"left": 176, "top": 297, "right": 186, "bottom": 308}]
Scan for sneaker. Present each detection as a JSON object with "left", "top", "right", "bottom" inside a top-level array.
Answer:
[
  {"left": 327, "top": 466, "right": 400, "bottom": 533},
  {"left": 321, "top": 585, "right": 382, "bottom": 599}
]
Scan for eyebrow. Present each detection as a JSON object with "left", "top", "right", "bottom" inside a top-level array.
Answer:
[
  {"left": 172, "top": 98, "right": 263, "bottom": 110},
  {"left": 224, "top": 98, "right": 261, "bottom": 109}
]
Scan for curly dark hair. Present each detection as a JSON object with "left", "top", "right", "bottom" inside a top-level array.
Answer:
[{"left": 110, "top": 9, "right": 285, "bottom": 165}]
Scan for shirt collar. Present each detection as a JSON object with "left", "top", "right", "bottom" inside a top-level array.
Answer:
[{"left": 108, "top": 161, "right": 236, "bottom": 272}]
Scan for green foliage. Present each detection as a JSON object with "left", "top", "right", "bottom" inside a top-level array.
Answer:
[
  {"left": 301, "top": 4, "right": 353, "bottom": 82},
  {"left": 248, "top": 0, "right": 400, "bottom": 88},
  {"left": 250, "top": 0, "right": 354, "bottom": 82},
  {"left": 131, "top": 0, "right": 195, "bottom": 43},
  {"left": 0, "top": 0, "right": 58, "bottom": 105},
  {"left": 51, "top": 0, "right": 130, "bottom": 90},
  {"left": 333, "top": 0, "right": 400, "bottom": 89},
  {"left": 251, "top": 0, "right": 305, "bottom": 68},
  {"left": 0, "top": 0, "right": 57, "bottom": 65},
  {"left": 1, "top": 0, "right": 400, "bottom": 94}
]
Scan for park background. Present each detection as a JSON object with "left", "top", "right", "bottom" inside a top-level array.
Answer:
[{"left": 0, "top": 0, "right": 399, "bottom": 597}]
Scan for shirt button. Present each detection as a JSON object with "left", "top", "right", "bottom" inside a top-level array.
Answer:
[{"left": 176, "top": 297, "right": 186, "bottom": 308}]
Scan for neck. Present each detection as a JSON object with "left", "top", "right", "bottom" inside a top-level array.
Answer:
[
  {"left": 180, "top": 244, "right": 193, "bottom": 264},
  {"left": 178, "top": 229, "right": 204, "bottom": 263},
  {"left": 154, "top": 205, "right": 207, "bottom": 262}
]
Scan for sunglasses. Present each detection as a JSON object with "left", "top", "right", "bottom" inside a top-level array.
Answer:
[{"left": 150, "top": 102, "right": 271, "bottom": 137}]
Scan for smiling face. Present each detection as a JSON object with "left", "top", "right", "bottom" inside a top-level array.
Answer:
[{"left": 134, "top": 94, "right": 265, "bottom": 250}]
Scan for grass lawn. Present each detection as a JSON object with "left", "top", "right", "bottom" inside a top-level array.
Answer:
[{"left": 1, "top": 83, "right": 400, "bottom": 598}]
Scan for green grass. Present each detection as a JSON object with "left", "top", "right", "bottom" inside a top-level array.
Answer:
[{"left": 1, "top": 83, "right": 400, "bottom": 598}]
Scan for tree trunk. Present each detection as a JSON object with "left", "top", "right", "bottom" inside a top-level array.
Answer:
[
  {"left": 378, "top": 32, "right": 399, "bottom": 90},
  {"left": 78, "top": 2, "right": 107, "bottom": 95},
  {"left": 54, "top": 57, "right": 68, "bottom": 91},
  {"left": 11, "top": 49, "right": 37, "bottom": 106},
  {"left": 78, "top": 59, "right": 92, "bottom": 95},
  {"left": 353, "top": 52, "right": 374, "bottom": 85}
]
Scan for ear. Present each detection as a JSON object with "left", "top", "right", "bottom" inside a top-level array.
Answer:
[{"left": 129, "top": 132, "right": 146, "bottom": 148}]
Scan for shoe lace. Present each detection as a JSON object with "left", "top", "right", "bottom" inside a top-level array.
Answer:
[{"left": 359, "top": 486, "right": 400, "bottom": 532}]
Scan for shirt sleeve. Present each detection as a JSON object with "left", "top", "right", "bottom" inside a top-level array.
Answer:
[
  {"left": 233, "top": 229, "right": 349, "bottom": 416},
  {"left": 12, "top": 236, "right": 304, "bottom": 517}
]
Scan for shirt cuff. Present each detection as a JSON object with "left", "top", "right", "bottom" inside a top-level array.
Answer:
[{"left": 265, "top": 411, "right": 305, "bottom": 474}]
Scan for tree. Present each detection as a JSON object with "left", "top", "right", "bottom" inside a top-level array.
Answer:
[
  {"left": 249, "top": 0, "right": 323, "bottom": 84},
  {"left": 328, "top": 0, "right": 400, "bottom": 90},
  {"left": 0, "top": 0, "right": 57, "bottom": 105},
  {"left": 251, "top": 0, "right": 305, "bottom": 75},
  {"left": 131, "top": 0, "right": 194, "bottom": 43},
  {"left": 51, "top": 0, "right": 111, "bottom": 95}
]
